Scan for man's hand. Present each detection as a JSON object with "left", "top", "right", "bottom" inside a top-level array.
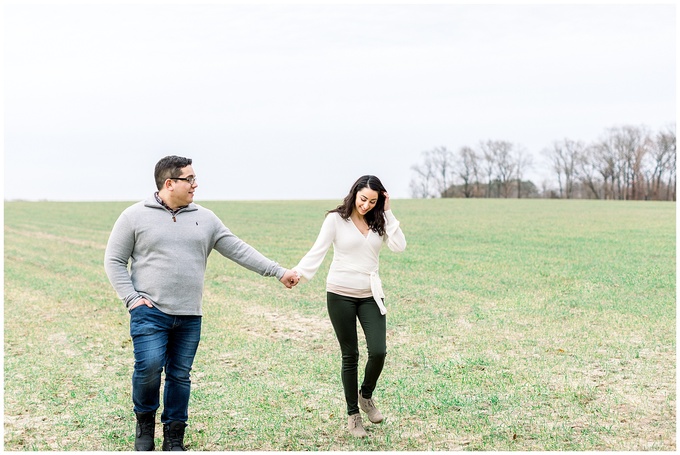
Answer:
[
  {"left": 129, "top": 298, "right": 153, "bottom": 311},
  {"left": 279, "top": 269, "right": 299, "bottom": 289}
]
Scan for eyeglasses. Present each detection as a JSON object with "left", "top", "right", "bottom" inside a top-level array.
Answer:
[{"left": 172, "top": 176, "right": 197, "bottom": 185}]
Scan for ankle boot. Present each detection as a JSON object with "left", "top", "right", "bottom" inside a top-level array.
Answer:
[
  {"left": 347, "top": 413, "right": 368, "bottom": 438},
  {"left": 358, "top": 391, "right": 384, "bottom": 423},
  {"left": 162, "top": 421, "right": 187, "bottom": 451},
  {"left": 134, "top": 411, "right": 156, "bottom": 451}
]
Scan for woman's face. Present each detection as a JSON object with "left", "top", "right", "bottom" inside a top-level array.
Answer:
[{"left": 354, "top": 186, "right": 379, "bottom": 216}]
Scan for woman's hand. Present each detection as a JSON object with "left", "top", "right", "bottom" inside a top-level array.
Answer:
[{"left": 383, "top": 192, "right": 391, "bottom": 211}]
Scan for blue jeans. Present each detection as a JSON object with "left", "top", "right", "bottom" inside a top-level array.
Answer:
[{"left": 129, "top": 305, "right": 202, "bottom": 423}]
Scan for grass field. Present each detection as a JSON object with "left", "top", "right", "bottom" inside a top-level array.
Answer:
[{"left": 3, "top": 198, "right": 676, "bottom": 451}]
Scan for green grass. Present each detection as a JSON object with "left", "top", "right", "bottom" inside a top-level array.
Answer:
[{"left": 4, "top": 198, "right": 676, "bottom": 450}]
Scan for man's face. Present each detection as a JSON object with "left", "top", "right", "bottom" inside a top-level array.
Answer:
[{"left": 168, "top": 165, "right": 198, "bottom": 206}]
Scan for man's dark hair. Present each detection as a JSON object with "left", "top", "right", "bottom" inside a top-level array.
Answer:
[{"left": 154, "top": 156, "right": 192, "bottom": 190}]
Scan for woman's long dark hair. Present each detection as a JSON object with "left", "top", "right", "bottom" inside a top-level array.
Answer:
[{"left": 328, "top": 175, "right": 387, "bottom": 236}]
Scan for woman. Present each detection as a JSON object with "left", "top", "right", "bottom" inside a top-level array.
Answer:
[{"left": 293, "top": 175, "right": 407, "bottom": 437}]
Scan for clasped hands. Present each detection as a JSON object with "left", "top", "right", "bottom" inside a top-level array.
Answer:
[{"left": 279, "top": 269, "right": 301, "bottom": 289}]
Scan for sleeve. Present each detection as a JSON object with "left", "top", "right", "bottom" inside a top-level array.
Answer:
[
  {"left": 293, "top": 214, "right": 336, "bottom": 283},
  {"left": 383, "top": 210, "right": 407, "bottom": 252},
  {"left": 104, "top": 212, "right": 143, "bottom": 309},
  {"left": 212, "top": 220, "right": 286, "bottom": 280}
]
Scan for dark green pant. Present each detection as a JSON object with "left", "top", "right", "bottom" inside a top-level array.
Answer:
[{"left": 326, "top": 292, "right": 387, "bottom": 416}]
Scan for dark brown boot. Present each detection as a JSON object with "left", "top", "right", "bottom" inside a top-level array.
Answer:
[
  {"left": 162, "top": 421, "right": 187, "bottom": 451},
  {"left": 134, "top": 411, "right": 156, "bottom": 451}
]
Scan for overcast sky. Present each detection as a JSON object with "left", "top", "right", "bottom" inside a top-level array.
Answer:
[{"left": 3, "top": 2, "right": 676, "bottom": 201}]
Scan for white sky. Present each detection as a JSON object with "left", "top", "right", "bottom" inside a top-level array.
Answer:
[{"left": 3, "top": 1, "right": 677, "bottom": 201}]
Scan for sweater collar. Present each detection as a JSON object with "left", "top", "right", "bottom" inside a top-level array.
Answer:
[
  {"left": 154, "top": 192, "right": 188, "bottom": 213},
  {"left": 145, "top": 193, "right": 197, "bottom": 213}
]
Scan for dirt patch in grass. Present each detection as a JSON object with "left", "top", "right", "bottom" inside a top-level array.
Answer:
[
  {"left": 5, "top": 226, "right": 105, "bottom": 250},
  {"left": 242, "top": 304, "right": 333, "bottom": 343}
]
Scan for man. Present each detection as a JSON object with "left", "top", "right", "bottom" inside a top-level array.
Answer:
[{"left": 104, "top": 155, "right": 299, "bottom": 451}]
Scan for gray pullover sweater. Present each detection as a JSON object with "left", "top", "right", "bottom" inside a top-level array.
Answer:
[{"left": 104, "top": 195, "right": 286, "bottom": 316}]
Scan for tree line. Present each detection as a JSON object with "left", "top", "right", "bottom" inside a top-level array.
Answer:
[{"left": 410, "top": 124, "right": 676, "bottom": 201}]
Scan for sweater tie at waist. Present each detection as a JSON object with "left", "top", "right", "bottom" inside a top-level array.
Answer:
[
  {"left": 368, "top": 271, "right": 387, "bottom": 315},
  {"left": 337, "top": 261, "right": 387, "bottom": 315}
]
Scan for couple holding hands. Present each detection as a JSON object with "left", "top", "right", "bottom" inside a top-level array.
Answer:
[{"left": 104, "top": 155, "right": 407, "bottom": 450}]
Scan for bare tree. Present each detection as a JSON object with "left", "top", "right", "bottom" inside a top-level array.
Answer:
[
  {"left": 603, "top": 125, "right": 650, "bottom": 200},
  {"left": 515, "top": 146, "right": 533, "bottom": 198},
  {"left": 409, "top": 159, "right": 436, "bottom": 198},
  {"left": 647, "top": 125, "right": 676, "bottom": 200},
  {"left": 546, "top": 142, "right": 565, "bottom": 198},
  {"left": 590, "top": 138, "right": 617, "bottom": 200},
  {"left": 664, "top": 126, "right": 677, "bottom": 201},
  {"left": 409, "top": 147, "right": 456, "bottom": 198},
  {"left": 576, "top": 144, "right": 603, "bottom": 199},
  {"left": 431, "top": 147, "right": 456, "bottom": 197},
  {"left": 480, "top": 142, "right": 496, "bottom": 198},
  {"left": 480, "top": 140, "right": 516, "bottom": 198},
  {"left": 667, "top": 152, "right": 676, "bottom": 201},
  {"left": 457, "top": 146, "right": 480, "bottom": 198},
  {"left": 627, "top": 126, "right": 651, "bottom": 200},
  {"left": 545, "top": 139, "right": 584, "bottom": 199}
]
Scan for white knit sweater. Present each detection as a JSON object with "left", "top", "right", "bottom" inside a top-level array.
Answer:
[{"left": 293, "top": 210, "right": 406, "bottom": 314}]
